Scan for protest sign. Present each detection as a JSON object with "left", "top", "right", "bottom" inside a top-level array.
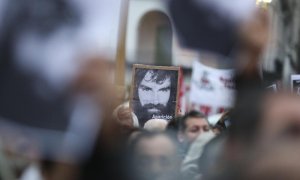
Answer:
[
  {"left": 130, "top": 64, "right": 180, "bottom": 126},
  {"left": 189, "top": 61, "right": 235, "bottom": 116}
]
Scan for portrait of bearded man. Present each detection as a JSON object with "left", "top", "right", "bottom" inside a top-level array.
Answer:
[{"left": 131, "top": 67, "right": 179, "bottom": 127}]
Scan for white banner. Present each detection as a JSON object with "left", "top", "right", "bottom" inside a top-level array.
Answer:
[{"left": 189, "top": 61, "right": 235, "bottom": 116}]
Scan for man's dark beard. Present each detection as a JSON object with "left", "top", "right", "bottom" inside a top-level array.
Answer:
[
  {"left": 134, "top": 102, "right": 174, "bottom": 127},
  {"left": 142, "top": 103, "right": 166, "bottom": 113}
]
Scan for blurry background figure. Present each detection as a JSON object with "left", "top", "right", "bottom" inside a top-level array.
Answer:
[
  {"left": 1, "top": 133, "right": 40, "bottom": 180},
  {"left": 258, "top": 93, "right": 300, "bottom": 143},
  {"left": 192, "top": 111, "right": 231, "bottom": 180},
  {"left": 205, "top": 140, "right": 300, "bottom": 180},
  {"left": 0, "top": 0, "right": 124, "bottom": 179},
  {"left": 128, "top": 132, "right": 181, "bottom": 180},
  {"left": 167, "top": 1, "right": 272, "bottom": 180},
  {"left": 144, "top": 119, "right": 168, "bottom": 132},
  {"left": 243, "top": 141, "right": 300, "bottom": 180},
  {"left": 178, "top": 111, "right": 210, "bottom": 153},
  {"left": 181, "top": 130, "right": 215, "bottom": 180},
  {"left": 0, "top": 140, "right": 17, "bottom": 180},
  {"left": 0, "top": 0, "right": 121, "bottom": 164},
  {"left": 20, "top": 163, "right": 42, "bottom": 180}
]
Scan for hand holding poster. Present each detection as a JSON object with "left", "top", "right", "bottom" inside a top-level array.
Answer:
[
  {"left": 189, "top": 61, "right": 235, "bottom": 116},
  {"left": 130, "top": 65, "right": 180, "bottom": 127}
]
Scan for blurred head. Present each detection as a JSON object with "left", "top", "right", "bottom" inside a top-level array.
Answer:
[
  {"left": 225, "top": 92, "right": 300, "bottom": 167},
  {"left": 130, "top": 132, "right": 180, "bottom": 180},
  {"left": 178, "top": 111, "right": 210, "bottom": 144},
  {"left": 203, "top": 140, "right": 300, "bottom": 180},
  {"left": 259, "top": 93, "right": 300, "bottom": 143},
  {"left": 245, "top": 141, "right": 300, "bottom": 180}
]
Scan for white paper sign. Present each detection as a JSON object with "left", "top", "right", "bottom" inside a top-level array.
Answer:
[{"left": 189, "top": 61, "right": 235, "bottom": 116}]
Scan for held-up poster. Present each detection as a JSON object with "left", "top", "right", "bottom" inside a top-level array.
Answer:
[
  {"left": 189, "top": 61, "right": 235, "bottom": 116},
  {"left": 130, "top": 64, "right": 180, "bottom": 127}
]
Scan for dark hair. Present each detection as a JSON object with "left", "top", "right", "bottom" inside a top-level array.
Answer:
[
  {"left": 126, "top": 131, "right": 181, "bottom": 180},
  {"left": 228, "top": 74, "right": 265, "bottom": 145},
  {"left": 133, "top": 68, "right": 178, "bottom": 102},
  {"left": 179, "top": 110, "right": 207, "bottom": 132},
  {"left": 166, "top": 116, "right": 182, "bottom": 132}
]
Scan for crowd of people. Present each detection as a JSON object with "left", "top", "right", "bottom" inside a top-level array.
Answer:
[
  {"left": 2, "top": 90, "right": 300, "bottom": 180},
  {"left": 89, "top": 90, "right": 300, "bottom": 180},
  {"left": 77, "top": 90, "right": 300, "bottom": 180},
  {"left": 1, "top": 0, "right": 300, "bottom": 180}
]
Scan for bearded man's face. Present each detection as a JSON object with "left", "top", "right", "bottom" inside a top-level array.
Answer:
[{"left": 138, "top": 71, "right": 171, "bottom": 116}]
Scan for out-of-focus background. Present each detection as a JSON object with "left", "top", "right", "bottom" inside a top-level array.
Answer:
[{"left": 1, "top": 0, "right": 300, "bottom": 179}]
